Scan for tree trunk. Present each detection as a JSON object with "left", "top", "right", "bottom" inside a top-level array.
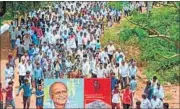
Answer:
[
  {"left": 0, "top": 1, "right": 6, "bottom": 16},
  {"left": 2, "top": 1, "right": 6, "bottom": 14}
]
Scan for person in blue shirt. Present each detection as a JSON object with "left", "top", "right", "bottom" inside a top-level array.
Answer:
[
  {"left": 31, "top": 31, "right": 39, "bottom": 46},
  {"left": 95, "top": 39, "right": 101, "bottom": 51},
  {"left": 36, "top": 84, "right": 44, "bottom": 109},
  {"left": 129, "top": 76, "right": 137, "bottom": 95},
  {"left": 33, "top": 63, "right": 44, "bottom": 88},
  {"left": 110, "top": 72, "right": 119, "bottom": 91},
  {"left": 144, "top": 80, "right": 154, "bottom": 100},
  {"left": 28, "top": 44, "right": 35, "bottom": 60},
  {"left": 16, "top": 79, "right": 34, "bottom": 109},
  {"left": 62, "top": 30, "right": 69, "bottom": 42}
]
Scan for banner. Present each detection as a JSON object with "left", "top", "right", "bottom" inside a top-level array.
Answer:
[{"left": 84, "top": 78, "right": 111, "bottom": 108}]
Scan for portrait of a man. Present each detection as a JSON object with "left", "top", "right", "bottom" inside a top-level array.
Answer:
[
  {"left": 49, "top": 82, "right": 68, "bottom": 109},
  {"left": 93, "top": 80, "right": 101, "bottom": 93},
  {"left": 44, "top": 79, "right": 83, "bottom": 109}
]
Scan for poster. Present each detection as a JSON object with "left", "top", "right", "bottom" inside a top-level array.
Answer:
[
  {"left": 44, "top": 79, "right": 84, "bottom": 109},
  {"left": 84, "top": 78, "right": 111, "bottom": 108}
]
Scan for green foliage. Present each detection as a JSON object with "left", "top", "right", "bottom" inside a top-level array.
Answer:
[
  {"left": 106, "top": 1, "right": 124, "bottom": 10},
  {"left": 119, "top": 28, "right": 133, "bottom": 41},
  {"left": 118, "top": 6, "right": 179, "bottom": 84},
  {"left": 145, "top": 66, "right": 180, "bottom": 84},
  {"left": 0, "top": 1, "right": 53, "bottom": 25}
]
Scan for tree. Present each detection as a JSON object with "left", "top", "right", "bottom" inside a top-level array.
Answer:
[
  {"left": 118, "top": 2, "right": 179, "bottom": 83},
  {"left": 0, "top": 1, "right": 6, "bottom": 16}
]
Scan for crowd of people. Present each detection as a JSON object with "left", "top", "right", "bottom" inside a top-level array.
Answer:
[{"left": 0, "top": 1, "right": 169, "bottom": 109}]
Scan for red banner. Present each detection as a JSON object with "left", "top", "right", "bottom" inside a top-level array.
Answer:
[{"left": 84, "top": 78, "right": 111, "bottom": 108}]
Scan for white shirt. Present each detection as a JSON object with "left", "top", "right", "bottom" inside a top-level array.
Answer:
[
  {"left": 18, "top": 63, "right": 26, "bottom": 76},
  {"left": 42, "top": 46, "right": 49, "bottom": 52},
  {"left": 113, "top": 66, "right": 119, "bottom": 79},
  {"left": 107, "top": 45, "right": 115, "bottom": 55},
  {"left": 140, "top": 98, "right": 151, "bottom": 109},
  {"left": 5, "top": 67, "right": 14, "bottom": 78},
  {"left": 100, "top": 51, "right": 108, "bottom": 62},
  {"left": 89, "top": 60, "right": 96, "bottom": 74},
  {"left": 151, "top": 98, "right": 163, "bottom": 109},
  {"left": 103, "top": 68, "right": 110, "bottom": 78},
  {"left": 154, "top": 87, "right": 164, "bottom": 100},
  {"left": 119, "top": 64, "right": 129, "bottom": 77},
  {"left": 82, "top": 61, "right": 90, "bottom": 75},
  {"left": 129, "top": 66, "right": 137, "bottom": 78},
  {"left": 112, "top": 90, "right": 120, "bottom": 103},
  {"left": 26, "top": 63, "right": 33, "bottom": 76},
  {"left": 96, "top": 67, "right": 104, "bottom": 78}
]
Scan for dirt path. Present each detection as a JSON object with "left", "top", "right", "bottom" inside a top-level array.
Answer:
[{"left": 0, "top": 31, "right": 36, "bottom": 108}]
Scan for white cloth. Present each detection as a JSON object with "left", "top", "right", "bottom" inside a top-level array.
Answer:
[
  {"left": 96, "top": 68, "right": 104, "bottom": 78},
  {"left": 128, "top": 66, "right": 137, "bottom": 78},
  {"left": 4, "top": 67, "right": 14, "bottom": 86},
  {"left": 107, "top": 45, "right": 115, "bottom": 55},
  {"left": 82, "top": 62, "right": 90, "bottom": 75},
  {"left": 0, "top": 24, "right": 9, "bottom": 35},
  {"left": 18, "top": 63, "right": 26, "bottom": 76},
  {"left": 26, "top": 64, "right": 33, "bottom": 76},
  {"left": 119, "top": 64, "right": 129, "bottom": 77},
  {"left": 140, "top": 98, "right": 151, "bottom": 109},
  {"left": 112, "top": 91, "right": 120, "bottom": 103},
  {"left": 154, "top": 87, "right": 164, "bottom": 100},
  {"left": 150, "top": 98, "right": 163, "bottom": 109}
]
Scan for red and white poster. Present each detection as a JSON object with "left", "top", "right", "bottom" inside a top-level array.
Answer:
[{"left": 84, "top": 78, "right": 111, "bottom": 108}]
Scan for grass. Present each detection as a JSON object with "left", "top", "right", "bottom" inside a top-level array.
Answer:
[{"left": 166, "top": 93, "right": 173, "bottom": 100}]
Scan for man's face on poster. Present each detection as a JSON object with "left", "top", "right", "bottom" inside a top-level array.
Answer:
[{"left": 51, "top": 83, "right": 68, "bottom": 106}]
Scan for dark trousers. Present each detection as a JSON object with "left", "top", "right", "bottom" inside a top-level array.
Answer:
[
  {"left": 35, "top": 79, "right": 42, "bottom": 89},
  {"left": 112, "top": 103, "right": 120, "bottom": 109},
  {"left": 123, "top": 104, "right": 130, "bottom": 109},
  {"left": 11, "top": 40, "right": 16, "bottom": 49},
  {"left": 19, "top": 75, "right": 25, "bottom": 86},
  {"left": 23, "top": 96, "right": 30, "bottom": 109},
  {"left": 17, "top": 54, "right": 23, "bottom": 63},
  {"left": 91, "top": 73, "right": 97, "bottom": 78},
  {"left": 124, "top": 10, "right": 129, "bottom": 16},
  {"left": 55, "top": 71, "right": 60, "bottom": 79},
  {"left": 0, "top": 101, "right": 3, "bottom": 109},
  {"left": 121, "top": 77, "right": 127, "bottom": 89},
  {"left": 108, "top": 54, "right": 113, "bottom": 62}
]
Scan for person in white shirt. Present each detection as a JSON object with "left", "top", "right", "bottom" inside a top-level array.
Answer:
[
  {"left": 42, "top": 42, "right": 49, "bottom": 52},
  {"left": 140, "top": 93, "right": 152, "bottom": 109},
  {"left": 103, "top": 63, "right": 110, "bottom": 78},
  {"left": 100, "top": 48, "right": 109, "bottom": 62},
  {"left": 95, "top": 63, "right": 104, "bottom": 78},
  {"left": 4, "top": 63, "right": 14, "bottom": 87},
  {"left": 154, "top": 83, "right": 164, "bottom": 101},
  {"left": 150, "top": 95, "right": 163, "bottom": 109},
  {"left": 119, "top": 61, "right": 129, "bottom": 89},
  {"left": 113, "top": 63, "right": 120, "bottom": 79},
  {"left": 18, "top": 59, "right": 27, "bottom": 86},
  {"left": 26, "top": 60, "right": 33, "bottom": 77},
  {"left": 107, "top": 41, "right": 115, "bottom": 62},
  {"left": 128, "top": 63, "right": 137, "bottom": 80},
  {"left": 89, "top": 37, "right": 96, "bottom": 51},
  {"left": 89, "top": 56, "right": 97, "bottom": 78},
  {"left": 112, "top": 85, "right": 121, "bottom": 109},
  {"left": 77, "top": 32, "right": 83, "bottom": 48},
  {"left": 82, "top": 57, "right": 90, "bottom": 78}
]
